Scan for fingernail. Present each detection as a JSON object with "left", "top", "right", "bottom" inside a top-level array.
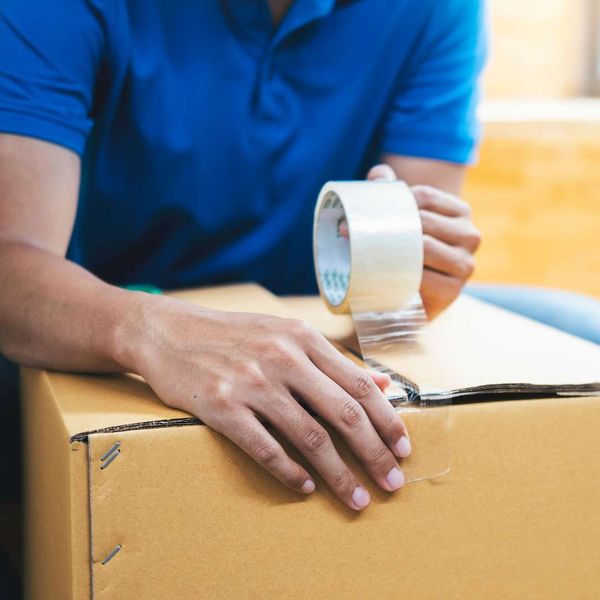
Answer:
[
  {"left": 351, "top": 486, "right": 371, "bottom": 510},
  {"left": 301, "top": 480, "right": 316, "bottom": 494},
  {"left": 386, "top": 467, "right": 405, "bottom": 491},
  {"left": 394, "top": 436, "right": 412, "bottom": 458}
]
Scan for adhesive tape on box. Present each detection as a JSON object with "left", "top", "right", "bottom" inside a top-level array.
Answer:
[{"left": 313, "top": 181, "right": 424, "bottom": 316}]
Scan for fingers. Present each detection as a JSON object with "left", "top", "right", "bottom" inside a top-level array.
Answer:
[
  {"left": 423, "top": 234, "right": 475, "bottom": 281},
  {"left": 275, "top": 321, "right": 410, "bottom": 499},
  {"left": 412, "top": 185, "right": 471, "bottom": 218},
  {"left": 262, "top": 394, "right": 372, "bottom": 511},
  {"left": 304, "top": 335, "right": 411, "bottom": 459},
  {"left": 420, "top": 210, "right": 481, "bottom": 253},
  {"left": 289, "top": 362, "right": 407, "bottom": 494},
  {"left": 412, "top": 186, "right": 479, "bottom": 318},
  {"left": 367, "top": 164, "right": 397, "bottom": 182},
  {"left": 222, "top": 412, "right": 316, "bottom": 495}
]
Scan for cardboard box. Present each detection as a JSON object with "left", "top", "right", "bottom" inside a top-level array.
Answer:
[{"left": 22, "top": 285, "right": 600, "bottom": 599}]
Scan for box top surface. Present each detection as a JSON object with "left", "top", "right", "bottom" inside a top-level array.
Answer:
[{"left": 26, "top": 283, "right": 600, "bottom": 441}]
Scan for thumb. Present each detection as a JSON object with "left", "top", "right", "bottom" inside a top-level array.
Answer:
[{"left": 367, "top": 164, "right": 397, "bottom": 182}]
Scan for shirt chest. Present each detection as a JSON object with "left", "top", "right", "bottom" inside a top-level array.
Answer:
[{"left": 101, "top": 0, "right": 416, "bottom": 170}]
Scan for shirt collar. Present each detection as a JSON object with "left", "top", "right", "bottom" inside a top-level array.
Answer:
[{"left": 222, "top": 0, "right": 337, "bottom": 48}]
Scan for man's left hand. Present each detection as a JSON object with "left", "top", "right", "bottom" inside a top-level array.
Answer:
[{"left": 367, "top": 164, "right": 481, "bottom": 319}]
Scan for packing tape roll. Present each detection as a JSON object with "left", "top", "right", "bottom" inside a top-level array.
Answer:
[{"left": 313, "top": 181, "right": 424, "bottom": 316}]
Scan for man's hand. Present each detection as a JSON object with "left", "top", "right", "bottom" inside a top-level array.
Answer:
[
  {"left": 121, "top": 295, "right": 412, "bottom": 511},
  {"left": 367, "top": 164, "right": 481, "bottom": 319}
]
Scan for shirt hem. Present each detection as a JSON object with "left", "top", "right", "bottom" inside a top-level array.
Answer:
[
  {"left": 380, "top": 133, "right": 478, "bottom": 165},
  {"left": 0, "top": 107, "right": 89, "bottom": 155}
]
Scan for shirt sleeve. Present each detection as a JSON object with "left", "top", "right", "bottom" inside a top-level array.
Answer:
[
  {"left": 379, "top": 0, "right": 488, "bottom": 165},
  {"left": 0, "top": 0, "right": 108, "bottom": 155}
]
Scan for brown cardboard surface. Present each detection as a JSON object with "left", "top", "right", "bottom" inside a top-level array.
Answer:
[
  {"left": 21, "top": 283, "right": 600, "bottom": 599},
  {"left": 87, "top": 397, "right": 600, "bottom": 599}
]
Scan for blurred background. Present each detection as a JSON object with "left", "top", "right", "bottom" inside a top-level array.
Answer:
[{"left": 465, "top": 0, "right": 600, "bottom": 297}]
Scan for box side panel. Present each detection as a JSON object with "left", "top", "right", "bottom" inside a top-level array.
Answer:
[
  {"left": 21, "top": 369, "right": 83, "bottom": 600},
  {"left": 88, "top": 397, "right": 600, "bottom": 600}
]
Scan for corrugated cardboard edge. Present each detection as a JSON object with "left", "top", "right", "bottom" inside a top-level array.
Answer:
[
  {"left": 65, "top": 382, "right": 600, "bottom": 446},
  {"left": 21, "top": 369, "right": 91, "bottom": 600}
]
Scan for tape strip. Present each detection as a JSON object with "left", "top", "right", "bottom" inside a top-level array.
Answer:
[{"left": 313, "top": 181, "right": 450, "bottom": 481}]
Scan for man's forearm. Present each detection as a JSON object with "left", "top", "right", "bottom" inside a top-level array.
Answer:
[{"left": 0, "top": 240, "right": 144, "bottom": 373}]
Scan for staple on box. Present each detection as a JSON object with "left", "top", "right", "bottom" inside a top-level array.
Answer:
[
  {"left": 101, "top": 544, "right": 122, "bottom": 566},
  {"left": 100, "top": 441, "right": 121, "bottom": 469}
]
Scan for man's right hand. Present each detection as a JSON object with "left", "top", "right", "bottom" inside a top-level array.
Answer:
[{"left": 119, "top": 294, "right": 412, "bottom": 510}]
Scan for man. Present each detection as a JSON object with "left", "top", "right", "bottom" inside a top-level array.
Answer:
[{"left": 0, "top": 0, "right": 485, "bottom": 514}]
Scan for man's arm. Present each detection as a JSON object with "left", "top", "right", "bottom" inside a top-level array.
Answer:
[
  {"left": 382, "top": 155, "right": 465, "bottom": 196},
  {"left": 0, "top": 133, "right": 414, "bottom": 511},
  {"left": 371, "top": 156, "right": 481, "bottom": 319},
  {"left": 0, "top": 134, "right": 136, "bottom": 371}
]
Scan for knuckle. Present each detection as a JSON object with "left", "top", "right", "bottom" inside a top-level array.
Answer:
[
  {"left": 420, "top": 191, "right": 438, "bottom": 211},
  {"left": 352, "top": 372, "right": 375, "bottom": 401},
  {"left": 264, "top": 337, "right": 296, "bottom": 365},
  {"left": 459, "top": 254, "right": 476, "bottom": 279},
  {"left": 289, "top": 319, "right": 318, "bottom": 343},
  {"left": 450, "top": 252, "right": 474, "bottom": 280},
  {"left": 254, "top": 441, "right": 280, "bottom": 466},
  {"left": 302, "top": 427, "right": 330, "bottom": 453},
  {"left": 340, "top": 400, "right": 363, "bottom": 427},
  {"left": 457, "top": 198, "right": 472, "bottom": 217},
  {"left": 282, "top": 465, "right": 307, "bottom": 489},
  {"left": 419, "top": 210, "right": 434, "bottom": 232},
  {"left": 237, "top": 361, "right": 267, "bottom": 386},
  {"left": 384, "top": 412, "right": 405, "bottom": 435},
  {"left": 368, "top": 444, "right": 391, "bottom": 468},
  {"left": 465, "top": 227, "right": 482, "bottom": 252},
  {"left": 332, "top": 469, "right": 354, "bottom": 493},
  {"left": 212, "top": 380, "right": 234, "bottom": 409},
  {"left": 422, "top": 234, "right": 435, "bottom": 254}
]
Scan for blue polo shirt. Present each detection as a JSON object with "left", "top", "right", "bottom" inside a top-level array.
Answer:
[{"left": 0, "top": 0, "right": 486, "bottom": 295}]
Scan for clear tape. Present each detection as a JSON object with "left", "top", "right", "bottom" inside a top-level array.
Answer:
[{"left": 313, "top": 181, "right": 450, "bottom": 482}]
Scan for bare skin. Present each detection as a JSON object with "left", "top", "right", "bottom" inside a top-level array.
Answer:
[{"left": 0, "top": 133, "right": 479, "bottom": 510}]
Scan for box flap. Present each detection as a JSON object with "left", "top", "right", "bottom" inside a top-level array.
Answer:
[{"left": 282, "top": 294, "right": 600, "bottom": 395}]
